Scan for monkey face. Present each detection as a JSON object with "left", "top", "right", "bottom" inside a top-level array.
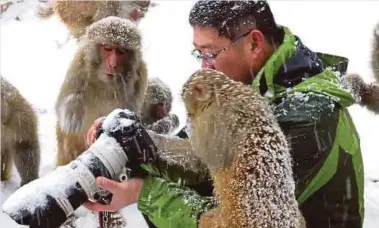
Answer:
[
  {"left": 118, "top": 0, "right": 151, "bottom": 22},
  {"left": 98, "top": 44, "right": 132, "bottom": 83}
]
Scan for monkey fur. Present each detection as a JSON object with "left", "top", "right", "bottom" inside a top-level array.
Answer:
[
  {"left": 341, "top": 73, "right": 379, "bottom": 114},
  {"left": 141, "top": 77, "right": 180, "bottom": 135},
  {"left": 342, "top": 22, "right": 379, "bottom": 114},
  {"left": 181, "top": 69, "right": 305, "bottom": 228},
  {"left": 1, "top": 76, "right": 41, "bottom": 186},
  {"left": 35, "top": 0, "right": 151, "bottom": 39},
  {"left": 55, "top": 16, "right": 148, "bottom": 166}
]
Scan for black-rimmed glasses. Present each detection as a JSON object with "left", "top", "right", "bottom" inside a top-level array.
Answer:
[{"left": 191, "top": 29, "right": 253, "bottom": 64}]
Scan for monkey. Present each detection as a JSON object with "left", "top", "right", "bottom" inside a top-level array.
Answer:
[
  {"left": 35, "top": 0, "right": 151, "bottom": 39},
  {"left": 342, "top": 21, "right": 379, "bottom": 114},
  {"left": 55, "top": 16, "right": 148, "bottom": 166},
  {"left": 1, "top": 76, "right": 41, "bottom": 186},
  {"left": 141, "top": 77, "right": 180, "bottom": 135},
  {"left": 180, "top": 69, "right": 305, "bottom": 228}
]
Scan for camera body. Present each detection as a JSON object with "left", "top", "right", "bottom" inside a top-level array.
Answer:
[{"left": 2, "top": 109, "right": 157, "bottom": 228}]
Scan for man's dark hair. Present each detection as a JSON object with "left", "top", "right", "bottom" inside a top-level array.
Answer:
[{"left": 189, "top": 0, "right": 283, "bottom": 44}]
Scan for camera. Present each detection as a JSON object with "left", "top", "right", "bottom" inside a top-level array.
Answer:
[{"left": 2, "top": 108, "right": 157, "bottom": 228}]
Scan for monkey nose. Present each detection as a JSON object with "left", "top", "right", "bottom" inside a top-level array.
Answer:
[{"left": 130, "top": 9, "right": 144, "bottom": 21}]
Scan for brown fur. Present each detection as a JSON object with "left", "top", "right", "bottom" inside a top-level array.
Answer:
[
  {"left": 1, "top": 76, "right": 41, "bottom": 186},
  {"left": 36, "top": 0, "right": 150, "bottom": 39},
  {"left": 181, "top": 69, "right": 304, "bottom": 228},
  {"left": 55, "top": 17, "right": 148, "bottom": 166},
  {"left": 342, "top": 73, "right": 379, "bottom": 114}
]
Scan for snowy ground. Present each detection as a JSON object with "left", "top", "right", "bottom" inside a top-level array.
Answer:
[{"left": 1, "top": 0, "right": 378, "bottom": 227}]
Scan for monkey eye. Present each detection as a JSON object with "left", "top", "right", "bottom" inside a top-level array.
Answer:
[
  {"left": 195, "top": 86, "right": 204, "bottom": 94},
  {"left": 116, "top": 48, "right": 129, "bottom": 55},
  {"left": 101, "top": 44, "right": 113, "bottom": 52}
]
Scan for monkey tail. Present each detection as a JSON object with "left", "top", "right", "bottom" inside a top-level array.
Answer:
[{"left": 371, "top": 22, "right": 379, "bottom": 83}]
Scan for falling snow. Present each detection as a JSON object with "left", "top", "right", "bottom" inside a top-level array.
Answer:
[{"left": 1, "top": 1, "right": 379, "bottom": 228}]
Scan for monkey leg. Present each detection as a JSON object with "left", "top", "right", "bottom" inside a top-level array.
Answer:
[
  {"left": 1, "top": 147, "right": 13, "bottom": 181},
  {"left": 13, "top": 140, "right": 40, "bottom": 186},
  {"left": 56, "top": 126, "right": 87, "bottom": 166},
  {"left": 210, "top": 168, "right": 244, "bottom": 228}
]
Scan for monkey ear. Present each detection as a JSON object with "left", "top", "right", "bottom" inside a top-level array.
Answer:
[{"left": 193, "top": 85, "right": 209, "bottom": 101}]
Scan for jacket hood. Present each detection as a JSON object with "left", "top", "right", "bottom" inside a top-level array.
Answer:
[{"left": 253, "top": 26, "right": 355, "bottom": 108}]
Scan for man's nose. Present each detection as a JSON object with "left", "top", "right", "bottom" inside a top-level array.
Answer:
[{"left": 201, "top": 59, "right": 216, "bottom": 69}]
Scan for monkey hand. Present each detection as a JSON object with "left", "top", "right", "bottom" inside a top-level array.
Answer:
[
  {"left": 58, "top": 94, "right": 87, "bottom": 134},
  {"left": 86, "top": 117, "right": 106, "bottom": 147},
  {"left": 145, "top": 114, "right": 180, "bottom": 135}
]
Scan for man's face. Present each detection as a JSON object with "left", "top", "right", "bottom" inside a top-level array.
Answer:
[{"left": 192, "top": 26, "right": 255, "bottom": 84}]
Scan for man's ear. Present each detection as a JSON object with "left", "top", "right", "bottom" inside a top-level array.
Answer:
[{"left": 249, "top": 30, "right": 265, "bottom": 54}]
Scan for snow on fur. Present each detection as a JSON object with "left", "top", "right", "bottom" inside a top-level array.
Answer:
[
  {"left": 182, "top": 69, "right": 304, "bottom": 227},
  {"left": 86, "top": 16, "right": 141, "bottom": 50},
  {"left": 144, "top": 77, "right": 172, "bottom": 105}
]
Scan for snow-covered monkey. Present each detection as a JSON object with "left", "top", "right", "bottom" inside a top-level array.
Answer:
[
  {"left": 342, "top": 22, "right": 379, "bottom": 114},
  {"left": 141, "top": 77, "right": 180, "bottom": 135},
  {"left": 36, "top": 0, "right": 151, "bottom": 39},
  {"left": 1, "top": 76, "right": 41, "bottom": 186},
  {"left": 55, "top": 16, "right": 148, "bottom": 166},
  {"left": 181, "top": 69, "right": 306, "bottom": 228}
]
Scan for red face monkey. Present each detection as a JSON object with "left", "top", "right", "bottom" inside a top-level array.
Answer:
[{"left": 55, "top": 16, "right": 148, "bottom": 166}]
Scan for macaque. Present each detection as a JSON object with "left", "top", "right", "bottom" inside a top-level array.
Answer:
[
  {"left": 1, "top": 76, "right": 41, "bottom": 186},
  {"left": 342, "top": 22, "right": 379, "bottom": 114},
  {"left": 55, "top": 16, "right": 148, "bottom": 166},
  {"left": 36, "top": 0, "right": 151, "bottom": 39},
  {"left": 141, "top": 77, "right": 179, "bottom": 134},
  {"left": 181, "top": 69, "right": 305, "bottom": 228}
]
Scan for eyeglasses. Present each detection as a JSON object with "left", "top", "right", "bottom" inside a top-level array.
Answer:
[{"left": 191, "top": 29, "right": 253, "bottom": 64}]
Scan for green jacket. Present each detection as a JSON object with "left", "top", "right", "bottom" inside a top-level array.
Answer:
[{"left": 137, "top": 27, "right": 365, "bottom": 228}]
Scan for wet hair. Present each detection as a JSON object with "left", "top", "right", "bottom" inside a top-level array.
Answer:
[{"left": 189, "top": 0, "right": 283, "bottom": 44}]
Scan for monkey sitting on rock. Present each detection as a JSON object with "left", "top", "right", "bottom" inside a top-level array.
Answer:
[
  {"left": 342, "top": 22, "right": 379, "bottom": 114},
  {"left": 141, "top": 77, "right": 179, "bottom": 135},
  {"left": 55, "top": 16, "right": 148, "bottom": 166},
  {"left": 181, "top": 69, "right": 305, "bottom": 228},
  {"left": 1, "top": 76, "right": 41, "bottom": 187}
]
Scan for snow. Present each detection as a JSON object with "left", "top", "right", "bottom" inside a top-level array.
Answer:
[
  {"left": 102, "top": 108, "right": 137, "bottom": 133},
  {"left": 0, "top": 0, "right": 378, "bottom": 227}
]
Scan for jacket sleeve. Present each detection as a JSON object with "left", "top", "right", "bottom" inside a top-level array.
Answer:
[
  {"left": 273, "top": 92, "right": 341, "bottom": 197},
  {"left": 137, "top": 131, "right": 215, "bottom": 228},
  {"left": 138, "top": 176, "right": 216, "bottom": 228}
]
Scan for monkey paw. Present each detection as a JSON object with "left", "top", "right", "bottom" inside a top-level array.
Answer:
[{"left": 58, "top": 96, "right": 86, "bottom": 134}]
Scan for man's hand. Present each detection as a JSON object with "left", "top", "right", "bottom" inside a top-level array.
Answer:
[
  {"left": 83, "top": 177, "right": 144, "bottom": 212},
  {"left": 86, "top": 117, "right": 105, "bottom": 147}
]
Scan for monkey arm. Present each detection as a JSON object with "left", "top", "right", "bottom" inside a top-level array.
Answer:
[
  {"left": 145, "top": 114, "right": 180, "bottom": 134},
  {"left": 137, "top": 131, "right": 216, "bottom": 227},
  {"left": 141, "top": 130, "right": 210, "bottom": 185},
  {"left": 55, "top": 57, "right": 89, "bottom": 134}
]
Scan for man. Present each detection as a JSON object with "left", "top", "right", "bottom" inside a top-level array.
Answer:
[{"left": 84, "top": 1, "right": 365, "bottom": 228}]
